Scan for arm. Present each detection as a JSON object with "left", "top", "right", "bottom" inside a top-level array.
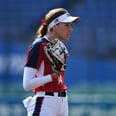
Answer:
[
  {"left": 23, "top": 67, "right": 52, "bottom": 91},
  {"left": 23, "top": 67, "right": 61, "bottom": 91}
]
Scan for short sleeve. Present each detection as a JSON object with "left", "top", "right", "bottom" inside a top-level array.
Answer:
[{"left": 25, "top": 43, "right": 41, "bottom": 69}]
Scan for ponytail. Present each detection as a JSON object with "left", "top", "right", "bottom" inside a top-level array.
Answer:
[{"left": 36, "top": 24, "right": 48, "bottom": 38}]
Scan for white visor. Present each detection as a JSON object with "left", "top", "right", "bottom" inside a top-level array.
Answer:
[{"left": 48, "top": 13, "right": 80, "bottom": 29}]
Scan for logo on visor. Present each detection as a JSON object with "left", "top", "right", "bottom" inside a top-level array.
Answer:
[
  {"left": 66, "top": 13, "right": 70, "bottom": 17},
  {"left": 54, "top": 19, "right": 59, "bottom": 23}
]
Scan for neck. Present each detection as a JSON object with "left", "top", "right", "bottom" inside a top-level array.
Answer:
[{"left": 46, "top": 34, "right": 58, "bottom": 41}]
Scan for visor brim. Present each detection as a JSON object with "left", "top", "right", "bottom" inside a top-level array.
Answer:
[{"left": 60, "top": 16, "right": 80, "bottom": 23}]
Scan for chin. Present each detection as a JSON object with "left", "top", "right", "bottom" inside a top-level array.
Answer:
[
  {"left": 65, "top": 37, "right": 70, "bottom": 40},
  {"left": 60, "top": 36, "right": 70, "bottom": 40},
  {"left": 61, "top": 38, "right": 69, "bottom": 41}
]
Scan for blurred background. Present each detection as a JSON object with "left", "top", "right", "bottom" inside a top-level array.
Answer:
[{"left": 0, "top": 0, "right": 116, "bottom": 116}]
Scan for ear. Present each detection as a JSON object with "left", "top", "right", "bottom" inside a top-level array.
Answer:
[
  {"left": 53, "top": 25, "right": 57, "bottom": 29},
  {"left": 53, "top": 24, "right": 59, "bottom": 30}
]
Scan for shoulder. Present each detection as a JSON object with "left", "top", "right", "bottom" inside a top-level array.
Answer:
[
  {"left": 27, "top": 37, "right": 49, "bottom": 54},
  {"left": 32, "top": 37, "right": 49, "bottom": 47}
]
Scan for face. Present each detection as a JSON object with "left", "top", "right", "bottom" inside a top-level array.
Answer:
[{"left": 54, "top": 22, "right": 73, "bottom": 40}]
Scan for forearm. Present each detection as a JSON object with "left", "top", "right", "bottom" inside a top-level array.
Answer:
[{"left": 23, "top": 67, "right": 52, "bottom": 91}]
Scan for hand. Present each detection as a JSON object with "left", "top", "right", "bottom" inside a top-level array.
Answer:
[{"left": 51, "top": 71, "right": 62, "bottom": 79}]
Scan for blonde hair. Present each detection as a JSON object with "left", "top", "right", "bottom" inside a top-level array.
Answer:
[{"left": 36, "top": 8, "right": 68, "bottom": 38}]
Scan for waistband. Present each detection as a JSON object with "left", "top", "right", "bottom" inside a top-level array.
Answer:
[{"left": 36, "top": 90, "right": 66, "bottom": 97}]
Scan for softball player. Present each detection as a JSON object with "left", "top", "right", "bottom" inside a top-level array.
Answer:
[{"left": 23, "top": 8, "right": 80, "bottom": 116}]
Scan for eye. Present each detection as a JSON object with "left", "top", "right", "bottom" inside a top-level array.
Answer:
[{"left": 64, "top": 23, "right": 72, "bottom": 27}]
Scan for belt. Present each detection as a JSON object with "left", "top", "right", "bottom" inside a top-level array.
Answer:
[{"left": 36, "top": 91, "right": 66, "bottom": 97}]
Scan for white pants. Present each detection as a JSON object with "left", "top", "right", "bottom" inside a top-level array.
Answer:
[{"left": 23, "top": 92, "right": 68, "bottom": 116}]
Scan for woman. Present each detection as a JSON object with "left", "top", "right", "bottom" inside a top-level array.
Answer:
[{"left": 23, "top": 8, "right": 80, "bottom": 116}]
